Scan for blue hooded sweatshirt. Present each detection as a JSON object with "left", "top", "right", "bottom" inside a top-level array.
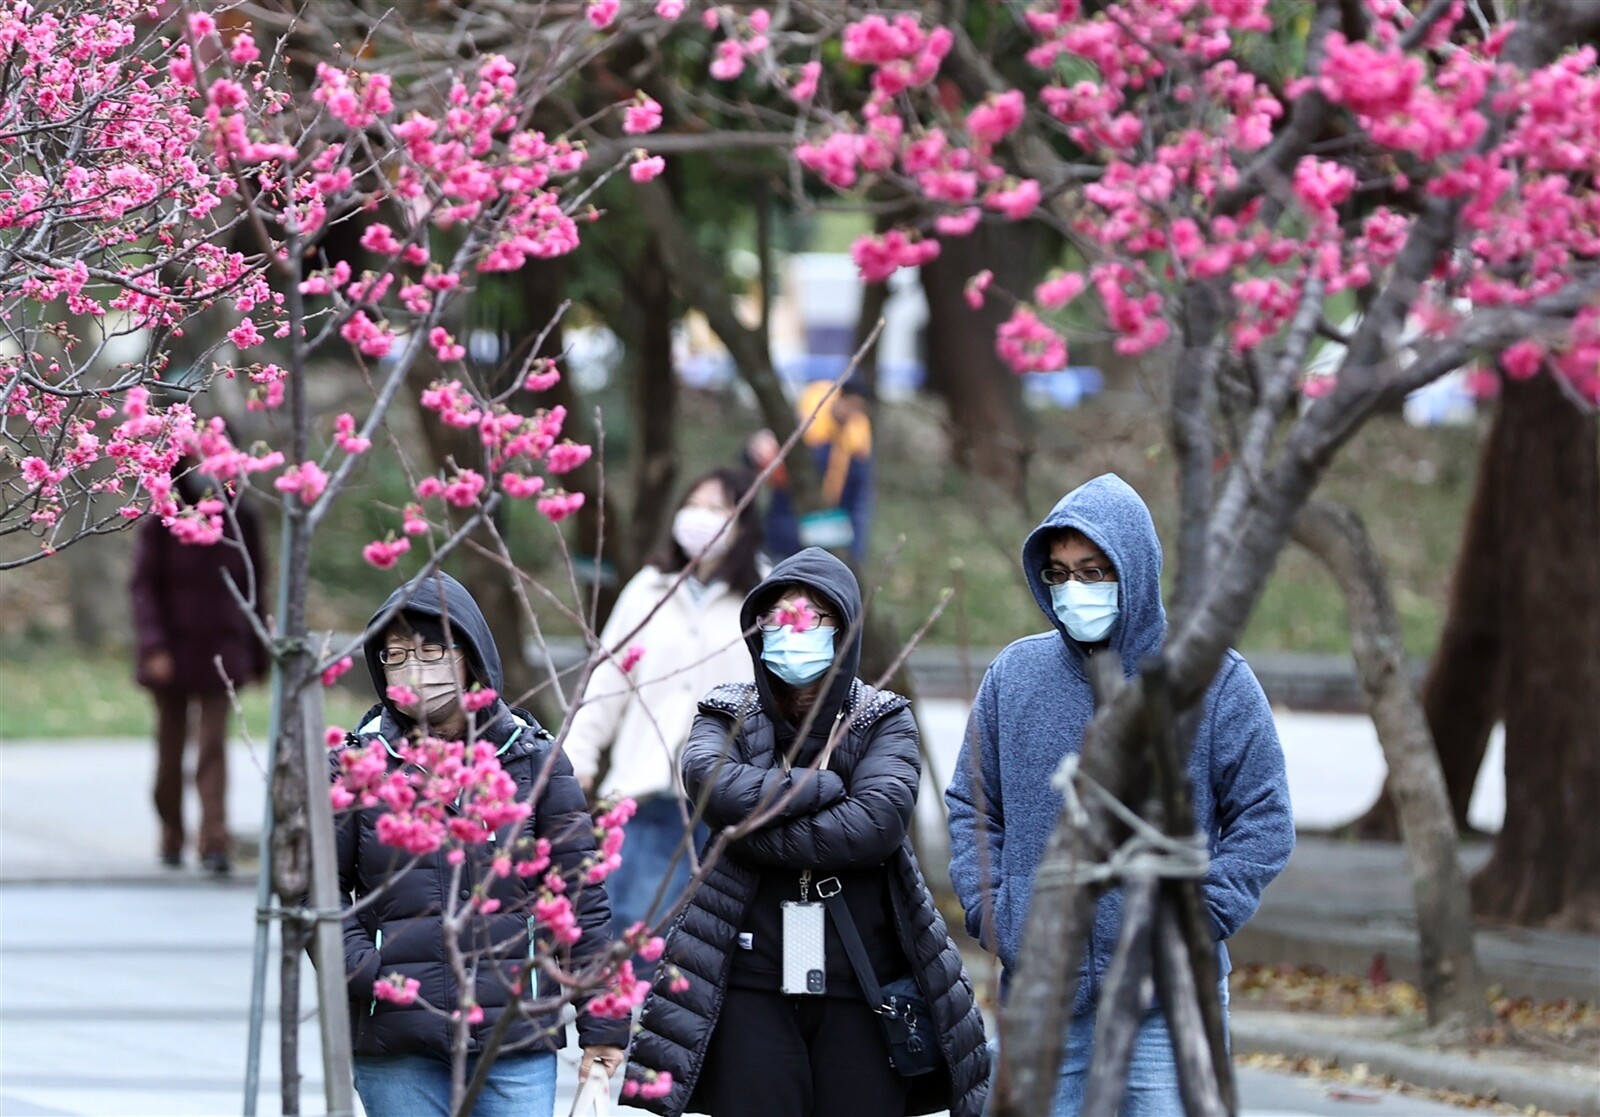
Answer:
[{"left": 945, "top": 474, "right": 1294, "bottom": 1016}]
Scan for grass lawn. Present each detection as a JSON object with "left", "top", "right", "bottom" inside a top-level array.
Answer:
[
  {"left": 0, "top": 644, "right": 373, "bottom": 740},
  {"left": 0, "top": 387, "right": 1483, "bottom": 738}
]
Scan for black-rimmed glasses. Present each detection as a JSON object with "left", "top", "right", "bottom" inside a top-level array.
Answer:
[
  {"left": 377, "top": 643, "right": 457, "bottom": 667},
  {"left": 1040, "top": 565, "right": 1114, "bottom": 586}
]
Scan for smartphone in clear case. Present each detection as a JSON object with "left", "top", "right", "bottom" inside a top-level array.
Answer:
[{"left": 781, "top": 901, "right": 826, "bottom": 995}]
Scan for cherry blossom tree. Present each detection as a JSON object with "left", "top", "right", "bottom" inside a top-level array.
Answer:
[
  {"left": 13, "top": 0, "right": 1600, "bottom": 1111},
  {"left": 0, "top": 2, "right": 705, "bottom": 1113},
  {"left": 656, "top": 0, "right": 1600, "bottom": 1108}
]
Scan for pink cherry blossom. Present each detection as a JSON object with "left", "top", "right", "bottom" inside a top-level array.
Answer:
[
  {"left": 630, "top": 154, "right": 667, "bottom": 183},
  {"left": 934, "top": 208, "right": 983, "bottom": 237},
  {"left": 274, "top": 462, "right": 329, "bottom": 505},
  {"left": 789, "top": 61, "right": 822, "bottom": 103},
  {"left": 442, "top": 469, "right": 486, "bottom": 508},
  {"left": 333, "top": 413, "right": 371, "bottom": 455},
  {"left": 1035, "top": 272, "right": 1086, "bottom": 311},
  {"left": 536, "top": 491, "right": 585, "bottom": 522},
  {"left": 322, "top": 657, "right": 355, "bottom": 687},
  {"left": 709, "top": 40, "right": 745, "bottom": 82},
  {"left": 364, "top": 538, "right": 412, "bottom": 569},
  {"left": 966, "top": 91, "right": 1026, "bottom": 149},
  {"left": 655, "top": 0, "right": 685, "bottom": 18},
  {"left": 462, "top": 687, "right": 499, "bottom": 713},
  {"left": 984, "top": 179, "right": 1041, "bottom": 221},
  {"left": 624, "top": 96, "right": 663, "bottom": 135},
  {"left": 850, "top": 229, "right": 940, "bottom": 284},
  {"left": 996, "top": 307, "right": 1067, "bottom": 374},
  {"left": 587, "top": 0, "right": 620, "bottom": 30},
  {"left": 373, "top": 974, "right": 421, "bottom": 1006},
  {"left": 770, "top": 598, "right": 818, "bottom": 632},
  {"left": 964, "top": 270, "right": 993, "bottom": 309},
  {"left": 1501, "top": 339, "right": 1545, "bottom": 380},
  {"left": 546, "top": 442, "right": 592, "bottom": 473}
]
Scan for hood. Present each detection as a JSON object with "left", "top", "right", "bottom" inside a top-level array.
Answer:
[
  {"left": 363, "top": 570, "right": 508, "bottom": 730},
  {"left": 739, "top": 547, "right": 863, "bottom": 750},
  {"left": 1021, "top": 474, "right": 1166, "bottom": 675}
]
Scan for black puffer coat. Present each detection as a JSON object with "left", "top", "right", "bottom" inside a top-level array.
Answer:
[
  {"left": 334, "top": 573, "right": 628, "bottom": 1060},
  {"left": 624, "top": 549, "right": 990, "bottom": 1117}
]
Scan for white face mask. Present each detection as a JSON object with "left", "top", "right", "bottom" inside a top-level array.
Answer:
[
  {"left": 673, "top": 506, "right": 734, "bottom": 560},
  {"left": 1050, "top": 580, "right": 1119, "bottom": 643},
  {"left": 384, "top": 656, "right": 466, "bottom": 723}
]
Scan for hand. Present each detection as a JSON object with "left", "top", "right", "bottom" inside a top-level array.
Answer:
[
  {"left": 144, "top": 650, "right": 174, "bottom": 686},
  {"left": 580, "top": 1044, "right": 626, "bottom": 1081},
  {"left": 577, "top": 774, "right": 596, "bottom": 799},
  {"left": 747, "top": 429, "right": 779, "bottom": 470}
]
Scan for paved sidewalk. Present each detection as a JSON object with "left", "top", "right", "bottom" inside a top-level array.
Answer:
[{"left": 4, "top": 712, "right": 1594, "bottom": 1115}]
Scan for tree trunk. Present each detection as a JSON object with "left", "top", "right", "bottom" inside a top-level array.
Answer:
[
  {"left": 630, "top": 175, "right": 823, "bottom": 505},
  {"left": 623, "top": 240, "right": 679, "bottom": 570},
  {"left": 918, "top": 221, "right": 1039, "bottom": 501},
  {"left": 1295, "top": 500, "right": 1488, "bottom": 1031},
  {"left": 1471, "top": 372, "right": 1600, "bottom": 930},
  {"left": 1354, "top": 404, "right": 1506, "bottom": 840}
]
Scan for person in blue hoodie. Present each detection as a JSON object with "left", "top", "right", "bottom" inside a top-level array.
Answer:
[{"left": 945, "top": 474, "right": 1294, "bottom": 1115}]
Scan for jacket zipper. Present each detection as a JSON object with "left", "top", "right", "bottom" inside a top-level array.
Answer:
[{"left": 369, "top": 929, "right": 383, "bottom": 1016}]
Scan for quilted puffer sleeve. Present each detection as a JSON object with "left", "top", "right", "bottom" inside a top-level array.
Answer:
[
  {"left": 729, "top": 707, "right": 920, "bottom": 872},
  {"left": 680, "top": 711, "right": 847, "bottom": 827},
  {"left": 529, "top": 738, "right": 631, "bottom": 1050}
]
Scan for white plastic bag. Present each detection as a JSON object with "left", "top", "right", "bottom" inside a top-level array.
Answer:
[{"left": 569, "top": 1071, "right": 612, "bottom": 1117}]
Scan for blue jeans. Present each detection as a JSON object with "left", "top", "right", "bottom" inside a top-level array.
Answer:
[
  {"left": 353, "top": 1051, "right": 557, "bottom": 1117},
  {"left": 607, "top": 794, "right": 708, "bottom": 938},
  {"left": 1051, "top": 982, "right": 1230, "bottom": 1116}
]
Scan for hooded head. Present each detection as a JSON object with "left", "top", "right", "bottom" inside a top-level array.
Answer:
[
  {"left": 739, "top": 547, "right": 863, "bottom": 751},
  {"left": 363, "top": 571, "right": 507, "bottom": 732},
  {"left": 1021, "top": 474, "right": 1166, "bottom": 674}
]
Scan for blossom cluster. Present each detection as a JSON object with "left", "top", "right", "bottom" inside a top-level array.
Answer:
[
  {"left": 6, "top": 2, "right": 617, "bottom": 560},
  {"left": 330, "top": 735, "right": 532, "bottom": 857},
  {"left": 755, "top": 0, "right": 1600, "bottom": 398}
]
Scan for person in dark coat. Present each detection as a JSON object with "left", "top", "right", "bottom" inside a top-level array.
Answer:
[
  {"left": 335, "top": 571, "right": 628, "bottom": 1117},
  {"left": 129, "top": 460, "right": 268, "bottom": 873},
  {"left": 623, "top": 548, "right": 989, "bottom": 1117}
]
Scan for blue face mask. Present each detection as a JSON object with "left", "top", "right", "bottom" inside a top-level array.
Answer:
[
  {"left": 760, "top": 625, "right": 837, "bottom": 687},
  {"left": 1050, "top": 580, "right": 1119, "bottom": 643}
]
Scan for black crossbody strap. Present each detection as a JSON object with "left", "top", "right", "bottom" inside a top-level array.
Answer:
[{"left": 817, "top": 879, "right": 886, "bottom": 1009}]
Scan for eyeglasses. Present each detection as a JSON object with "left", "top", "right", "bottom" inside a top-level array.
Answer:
[
  {"left": 1041, "top": 565, "right": 1115, "bottom": 586},
  {"left": 378, "top": 643, "right": 457, "bottom": 667},
  {"left": 758, "top": 609, "right": 838, "bottom": 630}
]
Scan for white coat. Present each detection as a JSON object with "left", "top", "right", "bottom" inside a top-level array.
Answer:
[{"left": 562, "top": 566, "right": 753, "bottom": 802}]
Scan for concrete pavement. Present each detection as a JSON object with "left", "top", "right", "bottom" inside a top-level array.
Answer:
[
  {"left": 0, "top": 881, "right": 1489, "bottom": 1116},
  {"left": 1, "top": 706, "right": 1585, "bottom": 1116}
]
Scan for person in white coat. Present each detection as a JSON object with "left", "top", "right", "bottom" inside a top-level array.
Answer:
[{"left": 565, "top": 468, "right": 764, "bottom": 940}]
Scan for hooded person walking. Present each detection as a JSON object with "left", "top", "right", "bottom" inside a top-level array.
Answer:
[
  {"left": 946, "top": 474, "right": 1294, "bottom": 1115},
  {"left": 334, "top": 572, "right": 628, "bottom": 1117},
  {"left": 623, "top": 548, "right": 989, "bottom": 1117}
]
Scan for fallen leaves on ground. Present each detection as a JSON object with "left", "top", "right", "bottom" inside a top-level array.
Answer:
[
  {"left": 1231, "top": 962, "right": 1599, "bottom": 1052},
  {"left": 1234, "top": 1051, "right": 1562, "bottom": 1115}
]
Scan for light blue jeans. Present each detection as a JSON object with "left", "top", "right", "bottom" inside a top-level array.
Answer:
[
  {"left": 1051, "top": 982, "right": 1231, "bottom": 1116},
  {"left": 353, "top": 1051, "right": 557, "bottom": 1117}
]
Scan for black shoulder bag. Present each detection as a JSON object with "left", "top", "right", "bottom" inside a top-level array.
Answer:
[{"left": 816, "top": 876, "right": 942, "bottom": 1078}]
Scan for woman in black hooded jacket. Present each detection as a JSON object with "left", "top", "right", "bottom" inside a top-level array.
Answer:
[
  {"left": 334, "top": 571, "right": 629, "bottom": 1116},
  {"left": 623, "top": 548, "right": 989, "bottom": 1117}
]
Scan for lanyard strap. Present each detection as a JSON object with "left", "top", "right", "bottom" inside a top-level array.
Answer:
[{"left": 816, "top": 878, "right": 887, "bottom": 1011}]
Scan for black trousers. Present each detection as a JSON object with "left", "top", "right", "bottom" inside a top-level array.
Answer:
[{"left": 697, "top": 986, "right": 911, "bottom": 1117}]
